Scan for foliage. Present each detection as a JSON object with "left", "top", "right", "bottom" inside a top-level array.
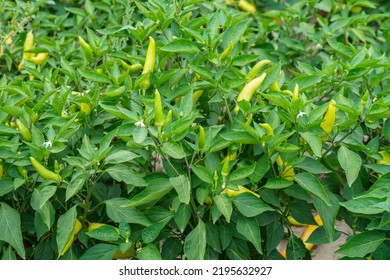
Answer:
[{"left": 0, "top": 0, "right": 389, "bottom": 260}]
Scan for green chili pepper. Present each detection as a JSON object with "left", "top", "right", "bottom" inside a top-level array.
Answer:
[
  {"left": 16, "top": 119, "right": 32, "bottom": 142},
  {"left": 78, "top": 36, "right": 93, "bottom": 62},
  {"left": 29, "top": 156, "right": 61, "bottom": 183}
]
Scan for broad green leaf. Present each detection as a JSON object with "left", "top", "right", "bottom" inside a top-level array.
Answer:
[
  {"left": 336, "top": 231, "right": 388, "bottom": 258},
  {"left": 161, "top": 237, "right": 182, "bottom": 260},
  {"left": 221, "top": 131, "right": 259, "bottom": 144},
  {"left": 86, "top": 225, "right": 120, "bottom": 242},
  {"left": 206, "top": 223, "right": 222, "bottom": 253},
  {"left": 236, "top": 216, "right": 262, "bottom": 254},
  {"left": 174, "top": 203, "right": 192, "bottom": 233},
  {"left": 313, "top": 192, "right": 340, "bottom": 242},
  {"left": 125, "top": 178, "right": 173, "bottom": 207},
  {"left": 137, "top": 244, "right": 162, "bottom": 260},
  {"left": 170, "top": 175, "right": 191, "bottom": 205},
  {"left": 142, "top": 222, "right": 166, "bottom": 243},
  {"left": 31, "top": 185, "right": 57, "bottom": 210},
  {"left": 340, "top": 197, "right": 384, "bottom": 214},
  {"left": 65, "top": 172, "right": 85, "bottom": 202},
  {"left": 161, "top": 141, "right": 186, "bottom": 159},
  {"left": 79, "top": 69, "right": 111, "bottom": 83},
  {"left": 249, "top": 155, "right": 270, "bottom": 182},
  {"left": 214, "top": 194, "right": 233, "bottom": 222},
  {"left": 265, "top": 221, "right": 285, "bottom": 255},
  {"left": 106, "top": 164, "right": 146, "bottom": 186},
  {"left": 105, "top": 150, "right": 140, "bottom": 164},
  {"left": 300, "top": 131, "right": 323, "bottom": 157},
  {"left": 286, "top": 233, "right": 307, "bottom": 260},
  {"left": 160, "top": 39, "right": 200, "bottom": 53},
  {"left": 263, "top": 178, "right": 293, "bottom": 189},
  {"left": 233, "top": 193, "right": 275, "bottom": 217},
  {"left": 191, "top": 165, "right": 213, "bottom": 185},
  {"left": 338, "top": 146, "right": 362, "bottom": 186},
  {"left": 133, "top": 126, "right": 148, "bottom": 144},
  {"left": 294, "top": 157, "right": 330, "bottom": 174},
  {"left": 294, "top": 172, "right": 331, "bottom": 206},
  {"left": 221, "top": 20, "right": 248, "bottom": 49},
  {"left": 80, "top": 244, "right": 118, "bottom": 260},
  {"left": 229, "top": 163, "right": 256, "bottom": 182},
  {"left": 220, "top": 224, "right": 233, "bottom": 250},
  {"left": 0, "top": 203, "right": 25, "bottom": 259},
  {"left": 56, "top": 205, "right": 78, "bottom": 259},
  {"left": 105, "top": 198, "right": 150, "bottom": 226},
  {"left": 184, "top": 219, "right": 207, "bottom": 260},
  {"left": 0, "top": 179, "right": 15, "bottom": 197}
]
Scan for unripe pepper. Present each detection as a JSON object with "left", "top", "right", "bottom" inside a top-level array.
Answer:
[
  {"left": 234, "top": 72, "right": 266, "bottom": 114},
  {"left": 276, "top": 155, "right": 295, "bottom": 181},
  {"left": 193, "top": 90, "right": 204, "bottom": 104},
  {"left": 246, "top": 59, "right": 271, "bottom": 81},
  {"left": 154, "top": 89, "right": 164, "bottom": 132},
  {"left": 219, "top": 41, "right": 234, "bottom": 62},
  {"left": 259, "top": 123, "right": 274, "bottom": 137},
  {"left": 377, "top": 151, "right": 390, "bottom": 177},
  {"left": 23, "top": 31, "right": 35, "bottom": 60},
  {"left": 0, "top": 163, "right": 3, "bottom": 180},
  {"left": 88, "top": 222, "right": 120, "bottom": 234},
  {"left": 222, "top": 185, "right": 260, "bottom": 198},
  {"left": 61, "top": 219, "right": 82, "bottom": 256},
  {"left": 121, "top": 60, "right": 143, "bottom": 73},
  {"left": 15, "top": 119, "right": 32, "bottom": 142},
  {"left": 270, "top": 81, "right": 281, "bottom": 91},
  {"left": 238, "top": 0, "right": 256, "bottom": 15},
  {"left": 320, "top": 99, "right": 336, "bottom": 141},
  {"left": 140, "top": 36, "right": 156, "bottom": 91},
  {"left": 164, "top": 110, "right": 173, "bottom": 126},
  {"left": 29, "top": 156, "right": 61, "bottom": 183},
  {"left": 78, "top": 36, "right": 93, "bottom": 62},
  {"left": 198, "top": 126, "right": 206, "bottom": 151},
  {"left": 80, "top": 103, "right": 91, "bottom": 116},
  {"left": 221, "top": 155, "right": 230, "bottom": 178},
  {"left": 28, "top": 52, "right": 49, "bottom": 65},
  {"left": 292, "top": 83, "right": 299, "bottom": 101}
]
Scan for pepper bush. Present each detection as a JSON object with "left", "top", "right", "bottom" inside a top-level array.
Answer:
[{"left": 0, "top": 0, "right": 389, "bottom": 260}]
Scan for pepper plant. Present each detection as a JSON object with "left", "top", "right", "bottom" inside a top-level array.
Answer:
[{"left": 0, "top": 0, "right": 389, "bottom": 260}]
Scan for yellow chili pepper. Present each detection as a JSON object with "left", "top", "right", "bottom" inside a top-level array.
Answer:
[
  {"left": 238, "top": 0, "right": 256, "bottom": 15},
  {"left": 320, "top": 99, "right": 336, "bottom": 141},
  {"left": 154, "top": 89, "right": 164, "bottom": 132},
  {"left": 28, "top": 52, "right": 49, "bottom": 65},
  {"left": 292, "top": 83, "right": 299, "bottom": 101},
  {"left": 140, "top": 36, "right": 156, "bottom": 91},
  {"left": 88, "top": 222, "right": 120, "bottom": 234},
  {"left": 120, "top": 60, "right": 143, "bottom": 73},
  {"left": 222, "top": 185, "right": 260, "bottom": 198},
  {"left": 23, "top": 31, "right": 35, "bottom": 60},
  {"left": 246, "top": 59, "right": 271, "bottom": 81},
  {"left": 15, "top": 119, "right": 32, "bottom": 142},
  {"left": 221, "top": 155, "right": 230, "bottom": 178},
  {"left": 276, "top": 155, "right": 295, "bottom": 181},
  {"left": 29, "top": 156, "right": 61, "bottom": 183},
  {"left": 301, "top": 214, "right": 322, "bottom": 251},
  {"left": 78, "top": 36, "right": 94, "bottom": 62},
  {"left": 377, "top": 151, "right": 390, "bottom": 177},
  {"left": 61, "top": 219, "right": 82, "bottom": 256},
  {"left": 198, "top": 126, "right": 206, "bottom": 151},
  {"left": 234, "top": 72, "right": 266, "bottom": 114},
  {"left": 270, "top": 81, "right": 281, "bottom": 91},
  {"left": 259, "top": 123, "right": 274, "bottom": 137},
  {"left": 220, "top": 41, "right": 234, "bottom": 62},
  {"left": 193, "top": 90, "right": 204, "bottom": 104},
  {"left": 80, "top": 103, "right": 91, "bottom": 116},
  {"left": 0, "top": 164, "right": 3, "bottom": 180}
]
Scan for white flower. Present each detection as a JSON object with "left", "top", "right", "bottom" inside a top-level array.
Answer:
[
  {"left": 135, "top": 120, "right": 145, "bottom": 127},
  {"left": 42, "top": 140, "right": 52, "bottom": 150},
  {"left": 297, "top": 111, "right": 307, "bottom": 118}
]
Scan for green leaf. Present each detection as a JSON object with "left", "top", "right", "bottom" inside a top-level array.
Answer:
[
  {"left": 191, "top": 165, "right": 213, "bottom": 185},
  {"left": 229, "top": 163, "right": 256, "bottom": 182},
  {"left": 80, "top": 244, "right": 118, "bottom": 260},
  {"left": 105, "top": 150, "right": 140, "bottom": 164},
  {"left": 161, "top": 141, "right": 186, "bottom": 159},
  {"left": 65, "top": 172, "right": 85, "bottom": 202},
  {"left": 338, "top": 145, "right": 362, "bottom": 186},
  {"left": 125, "top": 178, "right": 173, "bottom": 207},
  {"left": 236, "top": 216, "right": 262, "bottom": 254},
  {"left": 286, "top": 233, "right": 307, "bottom": 260},
  {"left": 105, "top": 198, "right": 150, "bottom": 226},
  {"left": 221, "top": 20, "right": 248, "bottom": 49},
  {"left": 174, "top": 203, "right": 192, "bottom": 233},
  {"left": 184, "top": 219, "right": 207, "bottom": 260},
  {"left": 206, "top": 223, "right": 222, "bottom": 253},
  {"left": 294, "top": 157, "right": 330, "bottom": 174},
  {"left": 221, "top": 131, "right": 259, "bottom": 144},
  {"left": 160, "top": 39, "right": 200, "bottom": 53},
  {"left": 0, "top": 203, "right": 25, "bottom": 259},
  {"left": 133, "top": 126, "right": 148, "bottom": 144},
  {"left": 106, "top": 164, "right": 146, "bottom": 186},
  {"left": 300, "top": 132, "right": 323, "bottom": 157},
  {"left": 137, "top": 244, "right": 162, "bottom": 260},
  {"left": 294, "top": 172, "right": 331, "bottom": 206},
  {"left": 233, "top": 193, "right": 275, "bottom": 217},
  {"left": 340, "top": 197, "right": 384, "bottom": 214},
  {"left": 170, "top": 175, "right": 191, "bottom": 205},
  {"left": 78, "top": 69, "right": 111, "bottom": 83},
  {"left": 142, "top": 222, "right": 166, "bottom": 243},
  {"left": 56, "top": 205, "right": 77, "bottom": 259},
  {"left": 87, "top": 225, "right": 120, "bottom": 242},
  {"left": 313, "top": 192, "right": 340, "bottom": 242},
  {"left": 30, "top": 185, "right": 57, "bottom": 210},
  {"left": 161, "top": 237, "right": 182, "bottom": 260},
  {"left": 263, "top": 178, "right": 293, "bottom": 189},
  {"left": 336, "top": 231, "right": 388, "bottom": 258},
  {"left": 214, "top": 194, "right": 233, "bottom": 222}
]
